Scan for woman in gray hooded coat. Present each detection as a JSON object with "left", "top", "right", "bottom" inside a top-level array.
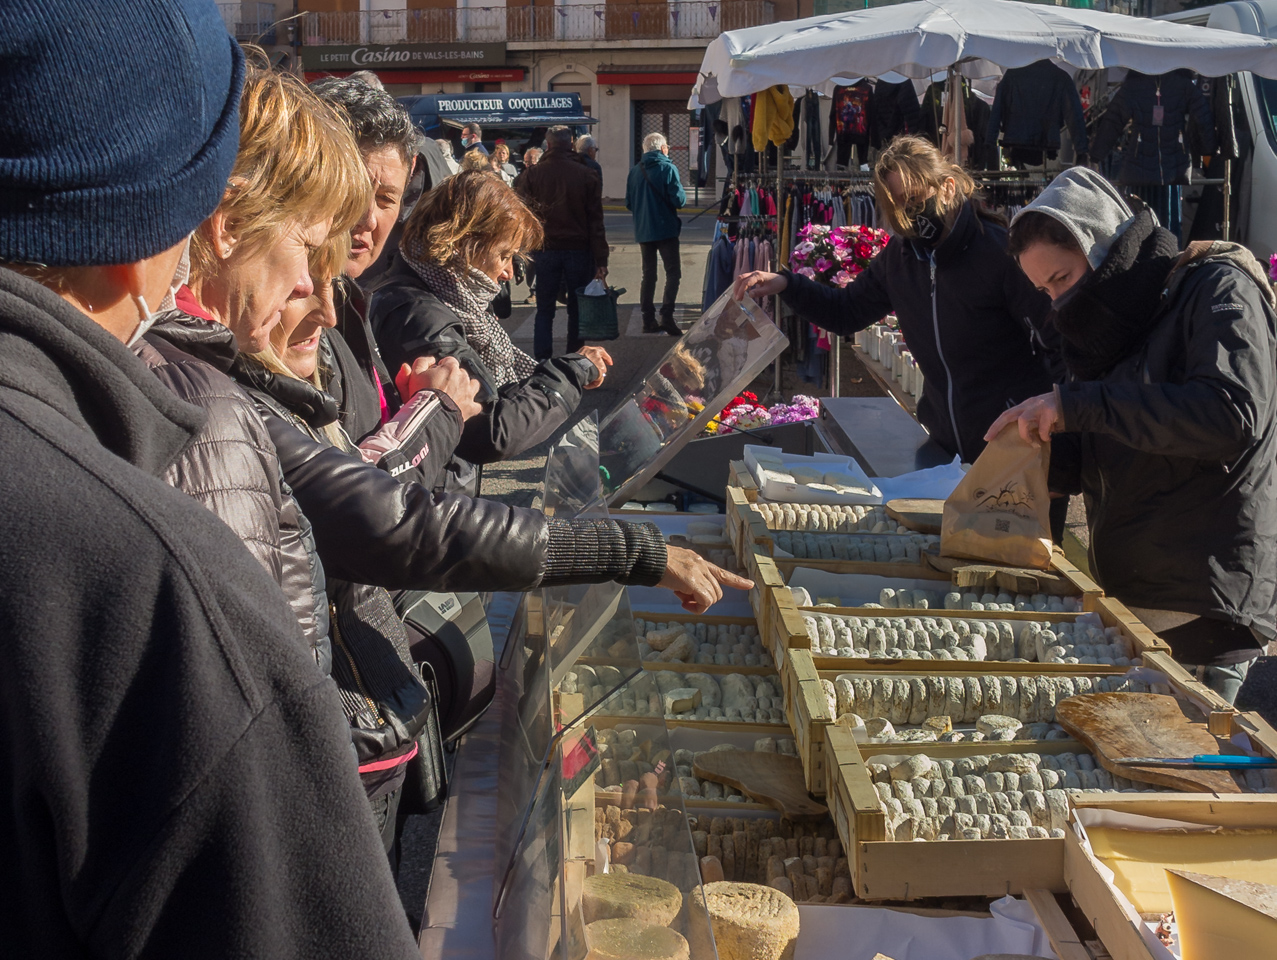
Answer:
[{"left": 989, "top": 167, "right": 1277, "bottom": 702}]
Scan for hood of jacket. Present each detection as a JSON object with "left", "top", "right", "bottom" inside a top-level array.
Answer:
[
  {"left": 1013, "top": 167, "right": 1135, "bottom": 269},
  {"left": 641, "top": 149, "right": 673, "bottom": 171},
  {"left": 0, "top": 268, "right": 204, "bottom": 476},
  {"left": 1170, "top": 240, "right": 1277, "bottom": 310},
  {"left": 147, "top": 311, "right": 240, "bottom": 374}
]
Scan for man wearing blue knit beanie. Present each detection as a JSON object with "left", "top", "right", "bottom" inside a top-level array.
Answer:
[{"left": 0, "top": 2, "right": 422, "bottom": 956}]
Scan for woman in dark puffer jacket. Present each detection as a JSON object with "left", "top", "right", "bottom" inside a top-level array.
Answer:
[{"left": 989, "top": 167, "right": 1277, "bottom": 703}]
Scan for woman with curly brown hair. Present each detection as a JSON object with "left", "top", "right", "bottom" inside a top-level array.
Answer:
[{"left": 368, "top": 170, "right": 616, "bottom": 495}]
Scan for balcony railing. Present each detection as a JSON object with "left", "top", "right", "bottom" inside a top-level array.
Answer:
[
  {"left": 303, "top": 2, "right": 775, "bottom": 46},
  {"left": 218, "top": 2, "right": 277, "bottom": 44}
]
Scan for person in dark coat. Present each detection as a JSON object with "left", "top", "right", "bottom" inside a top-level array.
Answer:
[
  {"left": 515, "top": 124, "right": 610, "bottom": 359},
  {"left": 735, "top": 135, "right": 1057, "bottom": 465},
  {"left": 0, "top": 2, "right": 425, "bottom": 956},
  {"left": 370, "top": 171, "right": 615, "bottom": 496},
  {"left": 991, "top": 167, "right": 1276, "bottom": 702}
]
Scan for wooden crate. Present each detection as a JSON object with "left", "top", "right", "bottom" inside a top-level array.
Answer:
[
  {"left": 1063, "top": 795, "right": 1277, "bottom": 960},
  {"left": 780, "top": 592, "right": 1169, "bottom": 666},
  {"left": 779, "top": 647, "right": 834, "bottom": 795},
  {"left": 825, "top": 730, "right": 1085, "bottom": 899}
]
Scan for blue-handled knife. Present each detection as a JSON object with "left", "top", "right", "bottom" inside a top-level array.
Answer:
[{"left": 1113, "top": 754, "right": 1276, "bottom": 770}]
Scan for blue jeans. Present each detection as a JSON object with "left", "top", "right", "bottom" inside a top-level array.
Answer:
[{"left": 533, "top": 249, "right": 592, "bottom": 360}]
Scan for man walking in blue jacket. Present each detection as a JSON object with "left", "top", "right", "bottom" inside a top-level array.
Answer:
[{"left": 626, "top": 133, "right": 687, "bottom": 336}]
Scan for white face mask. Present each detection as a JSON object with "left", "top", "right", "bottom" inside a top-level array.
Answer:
[{"left": 127, "top": 234, "right": 192, "bottom": 347}]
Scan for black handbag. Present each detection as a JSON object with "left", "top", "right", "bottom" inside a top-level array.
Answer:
[{"left": 329, "top": 584, "right": 448, "bottom": 815}]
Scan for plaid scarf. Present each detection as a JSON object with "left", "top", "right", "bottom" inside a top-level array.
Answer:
[{"left": 400, "top": 247, "right": 537, "bottom": 387}]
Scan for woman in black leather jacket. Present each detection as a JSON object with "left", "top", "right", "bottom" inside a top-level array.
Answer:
[
  {"left": 368, "top": 171, "right": 615, "bottom": 495},
  {"left": 151, "top": 67, "right": 752, "bottom": 854}
]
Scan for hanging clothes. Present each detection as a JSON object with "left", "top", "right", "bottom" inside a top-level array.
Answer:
[
  {"left": 752, "top": 85, "right": 796, "bottom": 152},
  {"left": 702, "top": 228, "right": 737, "bottom": 311},
  {"left": 829, "top": 81, "right": 874, "bottom": 167},
  {"left": 987, "top": 59, "right": 1089, "bottom": 167},
  {"left": 802, "top": 91, "right": 823, "bottom": 170},
  {"left": 1091, "top": 69, "right": 1216, "bottom": 187},
  {"left": 871, "top": 79, "right": 922, "bottom": 150}
]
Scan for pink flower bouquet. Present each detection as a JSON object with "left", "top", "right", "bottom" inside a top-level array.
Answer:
[{"left": 790, "top": 224, "right": 889, "bottom": 287}]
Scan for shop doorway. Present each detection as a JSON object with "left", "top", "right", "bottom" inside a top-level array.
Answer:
[{"left": 634, "top": 100, "right": 691, "bottom": 188}]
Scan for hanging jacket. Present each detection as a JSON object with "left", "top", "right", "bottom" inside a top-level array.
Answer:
[
  {"left": 1091, "top": 70, "right": 1216, "bottom": 186},
  {"left": 1050, "top": 240, "right": 1277, "bottom": 650},
  {"left": 367, "top": 257, "right": 600, "bottom": 496},
  {"left": 751, "top": 85, "right": 795, "bottom": 152},
  {"left": 703, "top": 233, "right": 737, "bottom": 310},
  {"left": 987, "top": 59, "right": 1089, "bottom": 157},
  {"left": 779, "top": 200, "right": 1056, "bottom": 461},
  {"left": 626, "top": 149, "right": 687, "bottom": 244},
  {"left": 871, "top": 79, "right": 922, "bottom": 149}
]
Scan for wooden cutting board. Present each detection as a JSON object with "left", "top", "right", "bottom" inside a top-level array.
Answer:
[
  {"left": 885, "top": 498, "right": 945, "bottom": 535},
  {"left": 692, "top": 750, "right": 828, "bottom": 819},
  {"left": 1055, "top": 693, "right": 1242, "bottom": 794}
]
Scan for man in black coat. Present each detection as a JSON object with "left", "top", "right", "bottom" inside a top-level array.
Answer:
[{"left": 0, "top": 2, "right": 423, "bottom": 956}]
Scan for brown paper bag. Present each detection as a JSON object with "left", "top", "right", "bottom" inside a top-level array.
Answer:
[{"left": 940, "top": 426, "right": 1053, "bottom": 570}]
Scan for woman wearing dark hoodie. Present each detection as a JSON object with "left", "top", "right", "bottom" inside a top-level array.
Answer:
[{"left": 989, "top": 167, "right": 1277, "bottom": 702}]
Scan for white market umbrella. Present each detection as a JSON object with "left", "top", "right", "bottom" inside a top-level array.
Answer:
[{"left": 691, "top": 0, "right": 1277, "bottom": 106}]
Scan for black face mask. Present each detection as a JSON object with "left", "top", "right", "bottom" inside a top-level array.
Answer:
[
  {"left": 909, "top": 197, "right": 945, "bottom": 249},
  {"left": 1051, "top": 270, "right": 1091, "bottom": 312}
]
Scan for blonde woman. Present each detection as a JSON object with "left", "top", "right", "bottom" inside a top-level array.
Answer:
[
  {"left": 490, "top": 141, "right": 517, "bottom": 183},
  {"left": 734, "top": 135, "right": 1057, "bottom": 464}
]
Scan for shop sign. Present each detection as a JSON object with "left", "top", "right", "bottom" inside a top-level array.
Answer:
[{"left": 301, "top": 43, "right": 506, "bottom": 71}]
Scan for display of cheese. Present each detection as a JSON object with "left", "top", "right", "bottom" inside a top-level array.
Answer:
[
  {"left": 666, "top": 524, "right": 743, "bottom": 576},
  {"left": 593, "top": 671, "right": 786, "bottom": 724},
  {"left": 583, "top": 873, "right": 684, "bottom": 925},
  {"left": 692, "top": 882, "right": 800, "bottom": 960},
  {"left": 864, "top": 752, "right": 1182, "bottom": 842},
  {"left": 801, "top": 612, "right": 1136, "bottom": 665},
  {"left": 634, "top": 619, "right": 771, "bottom": 668},
  {"left": 1166, "top": 870, "right": 1277, "bottom": 960},
  {"left": 687, "top": 813, "right": 850, "bottom": 903},
  {"left": 830, "top": 672, "right": 1150, "bottom": 738},
  {"left": 755, "top": 501, "right": 902, "bottom": 535},
  {"left": 772, "top": 529, "right": 937, "bottom": 563},
  {"left": 791, "top": 586, "right": 1082, "bottom": 614},
  {"left": 1085, "top": 825, "right": 1277, "bottom": 913},
  {"left": 585, "top": 920, "right": 691, "bottom": 960}
]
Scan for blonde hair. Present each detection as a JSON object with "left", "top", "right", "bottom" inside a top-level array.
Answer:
[
  {"left": 459, "top": 150, "right": 491, "bottom": 174},
  {"left": 492, "top": 143, "right": 510, "bottom": 163},
  {"left": 402, "top": 171, "right": 543, "bottom": 267},
  {"left": 191, "top": 55, "right": 370, "bottom": 281},
  {"left": 874, "top": 135, "right": 978, "bottom": 236}
]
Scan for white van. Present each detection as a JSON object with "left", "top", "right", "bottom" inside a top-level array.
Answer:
[{"left": 1160, "top": 0, "right": 1277, "bottom": 258}]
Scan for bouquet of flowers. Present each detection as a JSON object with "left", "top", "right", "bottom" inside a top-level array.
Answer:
[
  {"left": 790, "top": 224, "right": 889, "bottom": 288},
  {"left": 714, "top": 394, "right": 821, "bottom": 434}
]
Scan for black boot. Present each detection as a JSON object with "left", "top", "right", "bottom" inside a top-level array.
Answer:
[
  {"left": 659, "top": 317, "right": 682, "bottom": 337},
  {"left": 642, "top": 318, "right": 661, "bottom": 334}
]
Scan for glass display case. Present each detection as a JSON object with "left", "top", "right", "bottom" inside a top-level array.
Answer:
[{"left": 493, "top": 294, "right": 785, "bottom": 960}]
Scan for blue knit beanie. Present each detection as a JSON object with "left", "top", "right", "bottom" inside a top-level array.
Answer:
[{"left": 0, "top": 0, "right": 245, "bottom": 266}]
